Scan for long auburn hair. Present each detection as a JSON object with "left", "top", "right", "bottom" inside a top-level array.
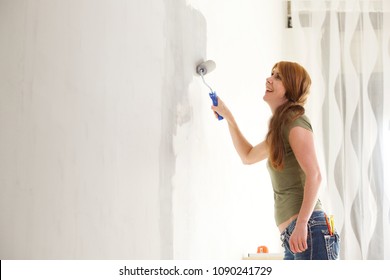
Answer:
[{"left": 266, "top": 61, "right": 311, "bottom": 170}]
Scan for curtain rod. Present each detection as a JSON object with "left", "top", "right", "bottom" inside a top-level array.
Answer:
[{"left": 287, "top": 0, "right": 390, "bottom": 13}]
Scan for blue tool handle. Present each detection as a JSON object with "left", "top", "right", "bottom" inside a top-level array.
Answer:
[{"left": 209, "top": 91, "right": 223, "bottom": 120}]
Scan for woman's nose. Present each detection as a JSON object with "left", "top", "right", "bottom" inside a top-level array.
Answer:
[{"left": 266, "top": 77, "right": 272, "bottom": 84}]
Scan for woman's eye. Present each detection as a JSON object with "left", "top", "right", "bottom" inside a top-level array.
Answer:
[{"left": 271, "top": 71, "right": 281, "bottom": 80}]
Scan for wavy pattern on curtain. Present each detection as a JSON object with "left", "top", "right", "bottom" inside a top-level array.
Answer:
[{"left": 288, "top": 0, "right": 390, "bottom": 259}]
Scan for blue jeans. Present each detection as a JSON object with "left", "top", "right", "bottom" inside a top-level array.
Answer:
[{"left": 280, "top": 211, "right": 340, "bottom": 260}]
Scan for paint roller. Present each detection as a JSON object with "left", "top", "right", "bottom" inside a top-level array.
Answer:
[{"left": 196, "top": 60, "right": 223, "bottom": 120}]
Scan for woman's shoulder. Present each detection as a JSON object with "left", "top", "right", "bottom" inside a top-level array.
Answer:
[{"left": 289, "top": 114, "right": 313, "bottom": 132}]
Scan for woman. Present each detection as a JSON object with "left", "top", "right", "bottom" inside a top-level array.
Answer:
[{"left": 212, "top": 61, "right": 340, "bottom": 260}]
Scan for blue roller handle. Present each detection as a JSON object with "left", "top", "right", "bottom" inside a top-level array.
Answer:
[{"left": 209, "top": 91, "right": 224, "bottom": 120}]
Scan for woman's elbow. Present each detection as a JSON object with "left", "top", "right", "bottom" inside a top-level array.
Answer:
[
  {"left": 241, "top": 156, "right": 262, "bottom": 165},
  {"left": 241, "top": 154, "right": 257, "bottom": 165},
  {"left": 241, "top": 158, "right": 252, "bottom": 165},
  {"left": 242, "top": 159, "right": 253, "bottom": 165},
  {"left": 241, "top": 153, "right": 266, "bottom": 165},
  {"left": 313, "top": 170, "right": 322, "bottom": 185}
]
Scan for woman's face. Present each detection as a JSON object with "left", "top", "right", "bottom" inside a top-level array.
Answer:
[{"left": 263, "top": 67, "right": 287, "bottom": 110}]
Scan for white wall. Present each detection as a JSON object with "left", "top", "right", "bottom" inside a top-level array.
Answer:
[
  {"left": 0, "top": 0, "right": 284, "bottom": 259},
  {"left": 174, "top": 0, "right": 285, "bottom": 259}
]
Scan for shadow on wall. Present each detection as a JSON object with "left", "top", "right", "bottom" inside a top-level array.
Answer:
[{"left": 159, "top": 0, "right": 207, "bottom": 259}]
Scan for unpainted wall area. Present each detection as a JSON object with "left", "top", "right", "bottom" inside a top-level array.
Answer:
[
  {"left": 173, "top": 0, "right": 284, "bottom": 259},
  {"left": 0, "top": 0, "right": 206, "bottom": 259}
]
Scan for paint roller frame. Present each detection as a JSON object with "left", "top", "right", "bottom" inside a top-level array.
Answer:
[{"left": 196, "top": 60, "right": 223, "bottom": 120}]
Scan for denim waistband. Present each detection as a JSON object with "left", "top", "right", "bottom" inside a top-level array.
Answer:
[
  {"left": 309, "top": 210, "right": 326, "bottom": 219},
  {"left": 280, "top": 210, "right": 325, "bottom": 236}
]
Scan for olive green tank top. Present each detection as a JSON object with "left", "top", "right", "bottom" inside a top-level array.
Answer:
[{"left": 266, "top": 115, "right": 322, "bottom": 226}]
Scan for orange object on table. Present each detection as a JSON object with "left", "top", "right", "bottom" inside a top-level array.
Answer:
[{"left": 257, "top": 245, "right": 269, "bottom": 253}]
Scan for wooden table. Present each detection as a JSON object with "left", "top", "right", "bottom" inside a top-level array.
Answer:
[{"left": 243, "top": 253, "right": 283, "bottom": 260}]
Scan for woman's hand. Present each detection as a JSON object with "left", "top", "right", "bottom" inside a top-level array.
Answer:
[
  {"left": 289, "top": 222, "right": 308, "bottom": 253},
  {"left": 211, "top": 97, "right": 233, "bottom": 123}
]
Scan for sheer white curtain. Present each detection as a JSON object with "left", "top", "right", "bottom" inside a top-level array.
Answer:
[{"left": 285, "top": 0, "right": 390, "bottom": 259}]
